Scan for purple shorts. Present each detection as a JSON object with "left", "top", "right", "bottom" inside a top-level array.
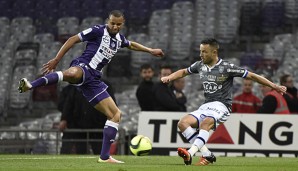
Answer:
[{"left": 70, "top": 59, "right": 110, "bottom": 106}]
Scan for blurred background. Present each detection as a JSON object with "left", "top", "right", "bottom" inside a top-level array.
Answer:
[{"left": 0, "top": 0, "right": 298, "bottom": 155}]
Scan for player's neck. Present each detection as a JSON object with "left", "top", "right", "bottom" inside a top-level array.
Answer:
[{"left": 207, "top": 57, "right": 219, "bottom": 67}]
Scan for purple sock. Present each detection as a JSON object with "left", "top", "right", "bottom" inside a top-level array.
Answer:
[
  {"left": 100, "top": 121, "right": 118, "bottom": 160},
  {"left": 31, "top": 72, "right": 63, "bottom": 88}
]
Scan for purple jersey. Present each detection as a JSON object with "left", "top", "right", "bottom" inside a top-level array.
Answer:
[
  {"left": 77, "top": 25, "right": 130, "bottom": 72},
  {"left": 69, "top": 25, "right": 130, "bottom": 106}
]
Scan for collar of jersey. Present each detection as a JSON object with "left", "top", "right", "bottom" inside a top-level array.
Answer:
[{"left": 205, "top": 58, "right": 222, "bottom": 70}]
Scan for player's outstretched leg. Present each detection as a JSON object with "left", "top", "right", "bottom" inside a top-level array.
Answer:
[
  {"left": 18, "top": 71, "right": 64, "bottom": 93},
  {"left": 177, "top": 148, "right": 192, "bottom": 165},
  {"left": 195, "top": 153, "right": 216, "bottom": 166},
  {"left": 18, "top": 78, "right": 32, "bottom": 93}
]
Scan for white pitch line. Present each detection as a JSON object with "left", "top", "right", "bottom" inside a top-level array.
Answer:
[{"left": 0, "top": 156, "right": 97, "bottom": 160}]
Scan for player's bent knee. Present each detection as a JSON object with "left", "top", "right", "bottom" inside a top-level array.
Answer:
[
  {"left": 63, "top": 68, "right": 82, "bottom": 83},
  {"left": 177, "top": 119, "right": 188, "bottom": 131},
  {"left": 110, "top": 109, "right": 122, "bottom": 123}
]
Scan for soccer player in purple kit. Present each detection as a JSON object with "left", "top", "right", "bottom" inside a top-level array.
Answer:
[
  {"left": 18, "top": 10, "right": 164, "bottom": 163},
  {"left": 161, "top": 38, "right": 286, "bottom": 166}
]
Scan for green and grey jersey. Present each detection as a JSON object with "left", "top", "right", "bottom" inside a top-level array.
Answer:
[{"left": 187, "top": 58, "right": 248, "bottom": 110}]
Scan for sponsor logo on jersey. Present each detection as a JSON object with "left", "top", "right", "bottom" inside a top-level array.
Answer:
[
  {"left": 100, "top": 45, "right": 117, "bottom": 59},
  {"left": 203, "top": 81, "right": 222, "bottom": 93},
  {"left": 103, "top": 35, "right": 109, "bottom": 43},
  {"left": 219, "top": 66, "right": 224, "bottom": 73},
  {"left": 217, "top": 75, "right": 228, "bottom": 82},
  {"left": 227, "top": 68, "right": 244, "bottom": 73},
  {"left": 207, "top": 75, "right": 216, "bottom": 81}
]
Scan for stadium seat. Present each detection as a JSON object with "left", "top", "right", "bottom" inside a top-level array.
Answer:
[
  {"left": 58, "top": 0, "right": 82, "bottom": 19},
  {"left": 148, "top": 9, "right": 171, "bottom": 53},
  {"left": 10, "top": 25, "right": 36, "bottom": 43},
  {"left": 11, "top": 0, "right": 36, "bottom": 19},
  {"left": 80, "top": 17, "right": 103, "bottom": 30},
  {"left": 0, "top": 17, "right": 10, "bottom": 26},
  {"left": 127, "top": 0, "right": 152, "bottom": 27},
  {"left": 261, "top": 0, "right": 285, "bottom": 32},
  {"left": 9, "top": 65, "right": 36, "bottom": 109},
  {"left": 193, "top": 0, "right": 216, "bottom": 49},
  {"left": 14, "top": 49, "right": 37, "bottom": 66},
  {"left": 239, "top": 0, "right": 262, "bottom": 35},
  {"left": 285, "top": 0, "right": 298, "bottom": 19},
  {"left": 33, "top": 33, "right": 55, "bottom": 44},
  {"left": 0, "top": 25, "right": 10, "bottom": 46},
  {"left": 81, "top": 0, "right": 104, "bottom": 18},
  {"left": 104, "top": 0, "right": 129, "bottom": 18},
  {"left": 0, "top": 0, "right": 14, "bottom": 19},
  {"left": 169, "top": 1, "right": 194, "bottom": 60},
  {"left": 151, "top": 0, "right": 173, "bottom": 10},
  {"left": 36, "top": 42, "right": 62, "bottom": 73},
  {"left": 128, "top": 33, "right": 155, "bottom": 74},
  {"left": 56, "top": 17, "right": 80, "bottom": 36}
]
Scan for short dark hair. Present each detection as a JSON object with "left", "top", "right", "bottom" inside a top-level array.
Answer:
[
  {"left": 201, "top": 38, "right": 219, "bottom": 50},
  {"left": 140, "top": 64, "right": 153, "bottom": 71},
  {"left": 109, "top": 10, "right": 125, "bottom": 19},
  {"left": 160, "top": 64, "right": 172, "bottom": 72},
  {"left": 280, "top": 74, "right": 291, "bottom": 85}
]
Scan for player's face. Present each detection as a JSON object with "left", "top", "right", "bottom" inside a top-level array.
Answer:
[
  {"left": 199, "top": 44, "right": 216, "bottom": 65},
  {"left": 141, "top": 68, "right": 154, "bottom": 81},
  {"left": 243, "top": 79, "right": 253, "bottom": 93},
  {"left": 107, "top": 15, "right": 125, "bottom": 34}
]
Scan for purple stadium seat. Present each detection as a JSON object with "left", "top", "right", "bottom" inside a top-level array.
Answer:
[
  {"left": 0, "top": 0, "right": 14, "bottom": 19},
  {"left": 104, "top": 0, "right": 130, "bottom": 18},
  {"left": 261, "top": 1, "right": 285, "bottom": 31},
  {"left": 58, "top": 0, "right": 82, "bottom": 19},
  {"left": 81, "top": 0, "right": 104, "bottom": 18},
  {"left": 240, "top": 52, "right": 263, "bottom": 70},
  {"left": 11, "top": 0, "right": 36, "bottom": 19},
  {"left": 239, "top": 1, "right": 262, "bottom": 35},
  {"left": 127, "top": 0, "right": 152, "bottom": 26},
  {"left": 151, "top": 0, "right": 173, "bottom": 10}
]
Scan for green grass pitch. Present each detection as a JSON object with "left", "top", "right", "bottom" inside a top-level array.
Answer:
[{"left": 0, "top": 155, "right": 297, "bottom": 171}]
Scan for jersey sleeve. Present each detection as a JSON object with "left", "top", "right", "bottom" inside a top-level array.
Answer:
[
  {"left": 226, "top": 62, "right": 248, "bottom": 78},
  {"left": 187, "top": 61, "right": 200, "bottom": 74},
  {"left": 78, "top": 25, "right": 103, "bottom": 42},
  {"left": 120, "top": 35, "right": 130, "bottom": 48}
]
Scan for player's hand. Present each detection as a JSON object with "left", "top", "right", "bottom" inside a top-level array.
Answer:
[
  {"left": 274, "top": 85, "right": 287, "bottom": 95},
  {"left": 42, "top": 58, "right": 59, "bottom": 75},
  {"left": 151, "top": 49, "right": 164, "bottom": 57},
  {"left": 58, "top": 120, "right": 67, "bottom": 131},
  {"left": 161, "top": 76, "right": 171, "bottom": 84}
]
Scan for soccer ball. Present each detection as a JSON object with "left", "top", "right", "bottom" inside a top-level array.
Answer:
[{"left": 129, "top": 135, "right": 152, "bottom": 156}]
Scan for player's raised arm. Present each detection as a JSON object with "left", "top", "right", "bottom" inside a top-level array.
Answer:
[
  {"left": 42, "top": 35, "right": 81, "bottom": 75},
  {"left": 161, "top": 68, "right": 189, "bottom": 84},
  {"left": 127, "top": 41, "right": 164, "bottom": 57},
  {"left": 246, "top": 71, "right": 287, "bottom": 95}
]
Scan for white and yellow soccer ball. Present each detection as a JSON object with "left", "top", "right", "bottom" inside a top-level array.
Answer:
[{"left": 129, "top": 135, "right": 152, "bottom": 156}]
